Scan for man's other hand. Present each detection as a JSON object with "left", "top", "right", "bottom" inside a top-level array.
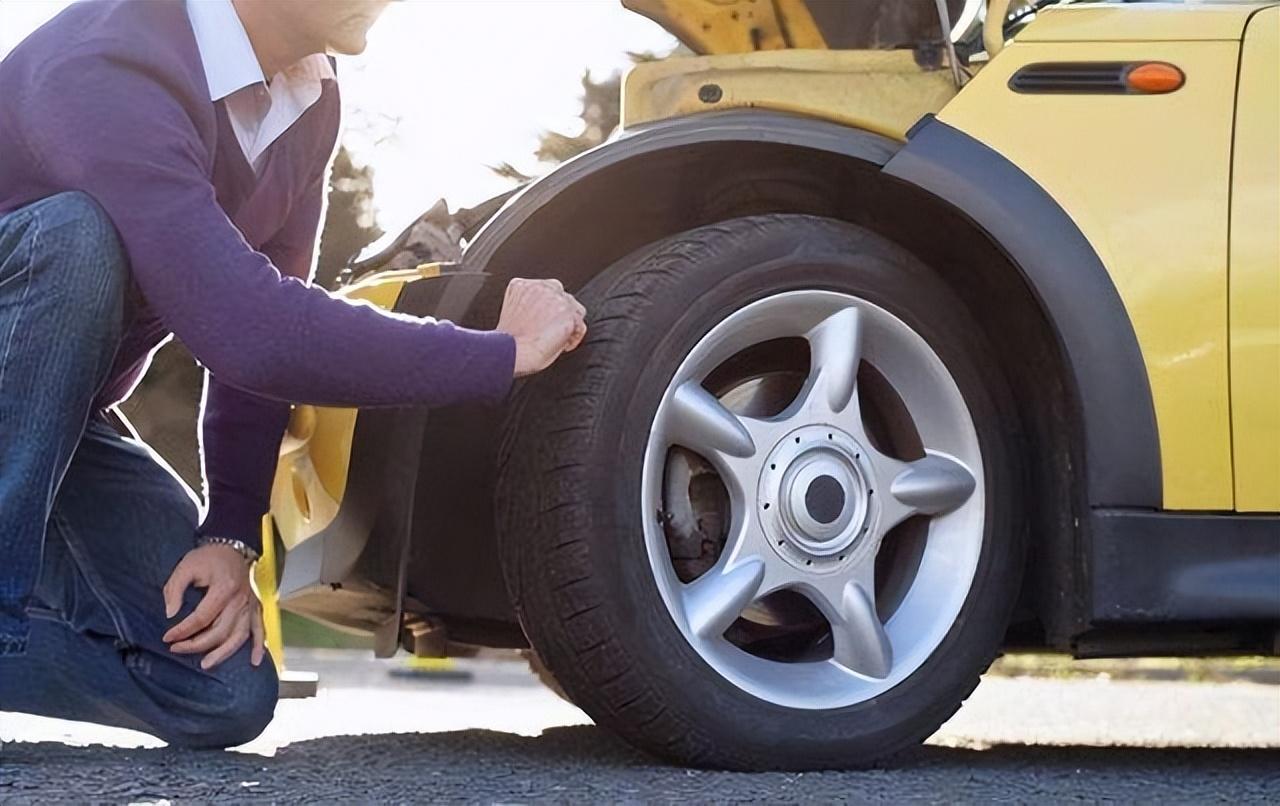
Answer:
[
  {"left": 496, "top": 278, "right": 587, "bottom": 377},
  {"left": 162, "top": 543, "right": 266, "bottom": 670}
]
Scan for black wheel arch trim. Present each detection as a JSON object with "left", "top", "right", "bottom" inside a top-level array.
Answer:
[
  {"left": 462, "top": 109, "right": 902, "bottom": 270},
  {"left": 884, "top": 116, "right": 1162, "bottom": 508}
]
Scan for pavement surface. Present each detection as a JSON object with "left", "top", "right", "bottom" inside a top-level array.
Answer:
[{"left": 3, "top": 649, "right": 1278, "bottom": 803}]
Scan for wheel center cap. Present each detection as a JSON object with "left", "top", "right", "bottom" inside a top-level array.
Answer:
[
  {"left": 759, "top": 425, "right": 878, "bottom": 564},
  {"left": 805, "top": 475, "right": 845, "bottom": 525}
]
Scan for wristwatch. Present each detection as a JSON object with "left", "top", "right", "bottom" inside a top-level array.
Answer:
[{"left": 197, "top": 535, "right": 260, "bottom": 564}]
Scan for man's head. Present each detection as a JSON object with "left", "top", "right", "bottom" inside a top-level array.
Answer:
[{"left": 235, "top": 0, "right": 392, "bottom": 61}]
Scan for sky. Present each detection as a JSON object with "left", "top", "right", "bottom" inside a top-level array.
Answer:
[{"left": 0, "top": 0, "right": 676, "bottom": 245}]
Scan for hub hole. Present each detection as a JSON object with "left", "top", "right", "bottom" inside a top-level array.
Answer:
[
  {"left": 725, "top": 590, "right": 831, "bottom": 664},
  {"left": 857, "top": 362, "right": 926, "bottom": 462},
  {"left": 660, "top": 447, "right": 730, "bottom": 584},
  {"left": 704, "top": 337, "right": 808, "bottom": 417},
  {"left": 875, "top": 516, "right": 929, "bottom": 621}
]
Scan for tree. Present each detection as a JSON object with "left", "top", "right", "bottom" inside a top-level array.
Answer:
[
  {"left": 490, "top": 54, "right": 664, "bottom": 183},
  {"left": 537, "top": 66, "right": 623, "bottom": 164}
]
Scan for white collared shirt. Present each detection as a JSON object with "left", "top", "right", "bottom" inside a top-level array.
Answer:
[{"left": 186, "top": 0, "right": 334, "bottom": 172}]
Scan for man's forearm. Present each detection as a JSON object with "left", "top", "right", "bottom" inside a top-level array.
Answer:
[{"left": 199, "top": 374, "right": 291, "bottom": 553}]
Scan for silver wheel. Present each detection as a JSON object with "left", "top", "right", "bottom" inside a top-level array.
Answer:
[{"left": 642, "top": 290, "right": 984, "bottom": 710}]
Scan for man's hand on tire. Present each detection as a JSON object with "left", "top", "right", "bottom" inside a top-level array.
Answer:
[
  {"left": 162, "top": 543, "right": 266, "bottom": 670},
  {"left": 496, "top": 278, "right": 587, "bottom": 377}
]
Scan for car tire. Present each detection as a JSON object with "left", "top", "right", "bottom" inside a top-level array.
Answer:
[{"left": 495, "top": 214, "right": 1025, "bottom": 770}]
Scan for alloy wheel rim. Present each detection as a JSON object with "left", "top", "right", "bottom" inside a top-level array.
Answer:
[{"left": 640, "top": 290, "right": 985, "bottom": 709}]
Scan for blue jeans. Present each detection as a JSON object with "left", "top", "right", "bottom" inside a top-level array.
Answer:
[{"left": 0, "top": 193, "right": 277, "bottom": 748}]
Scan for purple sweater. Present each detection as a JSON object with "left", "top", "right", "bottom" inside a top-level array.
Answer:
[{"left": 0, "top": 0, "right": 516, "bottom": 550}]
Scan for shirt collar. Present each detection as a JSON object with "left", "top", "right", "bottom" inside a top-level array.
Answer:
[
  {"left": 186, "top": 0, "right": 336, "bottom": 102},
  {"left": 186, "top": 0, "right": 263, "bottom": 101}
]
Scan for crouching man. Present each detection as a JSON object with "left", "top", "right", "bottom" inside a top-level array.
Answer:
[{"left": 0, "top": 0, "right": 585, "bottom": 747}]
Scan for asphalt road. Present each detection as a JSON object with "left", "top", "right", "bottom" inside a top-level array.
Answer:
[{"left": 3, "top": 651, "right": 1278, "bottom": 804}]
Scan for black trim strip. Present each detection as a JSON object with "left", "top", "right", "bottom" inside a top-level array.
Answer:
[
  {"left": 1089, "top": 510, "right": 1280, "bottom": 624},
  {"left": 1011, "top": 62, "right": 1129, "bottom": 94},
  {"left": 1010, "top": 62, "right": 1185, "bottom": 95}
]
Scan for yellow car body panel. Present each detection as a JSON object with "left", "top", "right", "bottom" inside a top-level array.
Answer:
[
  {"left": 255, "top": 514, "right": 286, "bottom": 671},
  {"left": 1230, "top": 7, "right": 1280, "bottom": 511},
  {"left": 622, "top": 49, "right": 958, "bottom": 141},
  {"left": 939, "top": 38, "right": 1242, "bottom": 510},
  {"left": 1012, "top": 2, "right": 1263, "bottom": 42}
]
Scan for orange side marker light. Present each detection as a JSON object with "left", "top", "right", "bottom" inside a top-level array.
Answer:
[{"left": 1126, "top": 63, "right": 1184, "bottom": 94}]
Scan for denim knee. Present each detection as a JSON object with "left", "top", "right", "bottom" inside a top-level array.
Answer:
[
  {"left": 166, "top": 657, "right": 279, "bottom": 749},
  {"left": 22, "top": 192, "right": 129, "bottom": 335}
]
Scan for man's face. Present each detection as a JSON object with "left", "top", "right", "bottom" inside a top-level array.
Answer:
[{"left": 282, "top": 0, "right": 392, "bottom": 56}]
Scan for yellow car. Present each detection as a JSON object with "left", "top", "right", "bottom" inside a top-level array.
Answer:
[{"left": 266, "top": 0, "right": 1279, "bottom": 770}]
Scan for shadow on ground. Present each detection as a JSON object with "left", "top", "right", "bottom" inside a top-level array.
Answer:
[{"left": 3, "top": 726, "right": 1278, "bottom": 803}]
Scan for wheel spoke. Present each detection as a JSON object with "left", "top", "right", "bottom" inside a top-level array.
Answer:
[
  {"left": 828, "top": 580, "right": 893, "bottom": 679},
  {"left": 889, "top": 452, "right": 977, "bottom": 517},
  {"left": 804, "top": 306, "right": 863, "bottom": 418},
  {"left": 682, "top": 557, "right": 766, "bottom": 640},
  {"left": 663, "top": 380, "right": 756, "bottom": 459}
]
